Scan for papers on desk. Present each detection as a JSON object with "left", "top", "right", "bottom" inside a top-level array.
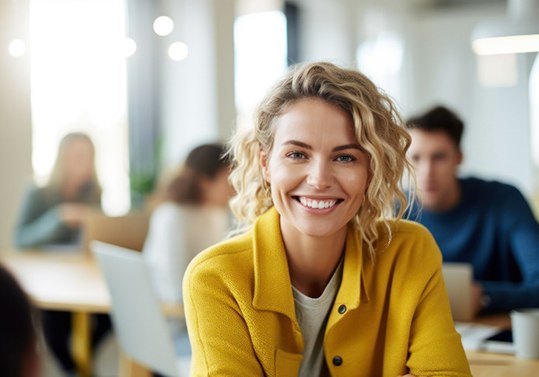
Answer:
[{"left": 455, "top": 322, "right": 515, "bottom": 354}]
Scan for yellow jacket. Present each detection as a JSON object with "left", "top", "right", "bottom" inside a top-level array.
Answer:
[{"left": 183, "top": 208, "right": 471, "bottom": 377}]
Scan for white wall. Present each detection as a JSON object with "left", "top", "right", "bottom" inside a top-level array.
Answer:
[
  {"left": 406, "top": 3, "right": 536, "bottom": 197},
  {"left": 160, "top": 0, "right": 235, "bottom": 169},
  {"left": 0, "top": 0, "right": 33, "bottom": 249},
  {"left": 292, "top": 0, "right": 358, "bottom": 67}
]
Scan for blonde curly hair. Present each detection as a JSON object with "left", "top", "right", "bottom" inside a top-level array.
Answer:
[{"left": 228, "top": 62, "right": 413, "bottom": 258}]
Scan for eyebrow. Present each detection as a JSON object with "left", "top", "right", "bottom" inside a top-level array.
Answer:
[{"left": 282, "top": 140, "right": 362, "bottom": 152}]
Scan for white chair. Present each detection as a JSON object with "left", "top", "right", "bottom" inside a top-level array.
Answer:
[{"left": 91, "top": 240, "right": 189, "bottom": 377}]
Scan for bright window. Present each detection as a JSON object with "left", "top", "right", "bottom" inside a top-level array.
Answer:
[
  {"left": 357, "top": 31, "right": 405, "bottom": 104},
  {"left": 30, "top": 0, "right": 130, "bottom": 215},
  {"left": 234, "top": 11, "right": 288, "bottom": 129}
]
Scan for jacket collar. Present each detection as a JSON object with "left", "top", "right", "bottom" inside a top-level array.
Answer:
[{"left": 252, "top": 207, "right": 370, "bottom": 320}]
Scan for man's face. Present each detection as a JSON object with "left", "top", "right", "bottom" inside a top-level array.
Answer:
[{"left": 408, "top": 129, "right": 462, "bottom": 211}]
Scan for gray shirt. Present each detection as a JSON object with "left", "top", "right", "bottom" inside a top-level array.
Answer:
[{"left": 14, "top": 183, "right": 100, "bottom": 248}]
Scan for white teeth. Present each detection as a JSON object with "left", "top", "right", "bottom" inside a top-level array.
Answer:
[{"left": 299, "top": 197, "right": 337, "bottom": 209}]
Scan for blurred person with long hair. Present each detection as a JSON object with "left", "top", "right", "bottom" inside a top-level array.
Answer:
[
  {"left": 14, "top": 132, "right": 101, "bottom": 248},
  {"left": 13, "top": 132, "right": 109, "bottom": 377},
  {"left": 143, "top": 143, "right": 234, "bottom": 357}
]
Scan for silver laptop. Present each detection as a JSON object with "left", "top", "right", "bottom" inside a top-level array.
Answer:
[
  {"left": 91, "top": 241, "right": 186, "bottom": 377},
  {"left": 442, "top": 262, "right": 474, "bottom": 322}
]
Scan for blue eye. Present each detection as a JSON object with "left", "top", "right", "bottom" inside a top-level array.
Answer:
[
  {"left": 286, "top": 151, "right": 306, "bottom": 159},
  {"left": 335, "top": 155, "right": 356, "bottom": 163}
]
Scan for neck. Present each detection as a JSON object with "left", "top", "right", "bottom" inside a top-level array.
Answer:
[
  {"left": 281, "top": 222, "right": 346, "bottom": 298},
  {"left": 62, "top": 179, "right": 85, "bottom": 200}
]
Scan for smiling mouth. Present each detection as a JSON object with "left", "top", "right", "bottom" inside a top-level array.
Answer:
[{"left": 294, "top": 196, "right": 342, "bottom": 209}]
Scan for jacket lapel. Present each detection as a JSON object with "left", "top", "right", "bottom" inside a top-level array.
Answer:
[
  {"left": 251, "top": 208, "right": 370, "bottom": 316},
  {"left": 251, "top": 207, "right": 297, "bottom": 321}
]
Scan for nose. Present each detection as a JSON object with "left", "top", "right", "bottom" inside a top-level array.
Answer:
[
  {"left": 415, "top": 158, "right": 434, "bottom": 182},
  {"left": 306, "top": 158, "right": 333, "bottom": 190}
]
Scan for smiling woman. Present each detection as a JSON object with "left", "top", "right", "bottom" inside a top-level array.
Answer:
[{"left": 183, "top": 62, "right": 472, "bottom": 377}]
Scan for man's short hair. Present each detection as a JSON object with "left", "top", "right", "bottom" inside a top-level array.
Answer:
[{"left": 406, "top": 105, "right": 464, "bottom": 149}]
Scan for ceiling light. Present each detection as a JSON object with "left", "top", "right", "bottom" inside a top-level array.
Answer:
[
  {"left": 168, "top": 41, "right": 189, "bottom": 61},
  {"left": 153, "top": 16, "right": 174, "bottom": 37},
  {"left": 8, "top": 39, "right": 26, "bottom": 57},
  {"left": 471, "top": 0, "right": 539, "bottom": 55},
  {"left": 124, "top": 38, "right": 137, "bottom": 57}
]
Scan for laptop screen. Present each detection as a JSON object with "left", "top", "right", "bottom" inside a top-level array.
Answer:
[{"left": 442, "top": 262, "right": 474, "bottom": 322}]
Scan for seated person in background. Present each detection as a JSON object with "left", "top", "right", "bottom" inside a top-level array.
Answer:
[
  {"left": 13, "top": 132, "right": 110, "bottom": 376},
  {"left": 405, "top": 105, "right": 539, "bottom": 317},
  {"left": 14, "top": 132, "right": 101, "bottom": 249},
  {"left": 183, "top": 62, "right": 470, "bottom": 377},
  {"left": 143, "top": 143, "right": 234, "bottom": 353},
  {"left": 0, "top": 264, "right": 40, "bottom": 377}
]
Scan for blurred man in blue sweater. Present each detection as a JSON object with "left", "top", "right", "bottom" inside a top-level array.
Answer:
[{"left": 405, "top": 105, "right": 539, "bottom": 317}]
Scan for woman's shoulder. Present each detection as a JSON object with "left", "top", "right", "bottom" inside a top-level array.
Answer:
[
  {"left": 390, "top": 219, "right": 433, "bottom": 238},
  {"left": 23, "top": 181, "right": 45, "bottom": 194},
  {"left": 147, "top": 202, "right": 182, "bottom": 225},
  {"left": 185, "top": 230, "right": 254, "bottom": 276},
  {"left": 151, "top": 201, "right": 185, "bottom": 216},
  {"left": 375, "top": 219, "right": 441, "bottom": 264},
  {"left": 376, "top": 218, "right": 435, "bottom": 241},
  {"left": 21, "top": 183, "right": 50, "bottom": 204}
]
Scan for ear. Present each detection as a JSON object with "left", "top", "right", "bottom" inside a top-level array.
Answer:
[
  {"left": 457, "top": 150, "right": 463, "bottom": 165},
  {"left": 259, "top": 150, "right": 270, "bottom": 183}
]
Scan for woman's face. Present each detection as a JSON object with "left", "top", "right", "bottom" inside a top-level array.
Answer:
[
  {"left": 260, "top": 97, "right": 370, "bottom": 240},
  {"left": 63, "top": 138, "right": 95, "bottom": 186}
]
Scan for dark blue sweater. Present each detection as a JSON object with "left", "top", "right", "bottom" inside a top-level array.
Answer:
[{"left": 407, "top": 177, "right": 539, "bottom": 313}]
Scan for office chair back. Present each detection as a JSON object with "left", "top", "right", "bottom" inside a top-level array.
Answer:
[{"left": 92, "top": 241, "right": 181, "bottom": 377}]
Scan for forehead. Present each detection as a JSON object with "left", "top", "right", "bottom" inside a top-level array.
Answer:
[
  {"left": 273, "top": 98, "right": 357, "bottom": 144},
  {"left": 408, "top": 129, "right": 458, "bottom": 154},
  {"left": 63, "top": 139, "right": 94, "bottom": 157}
]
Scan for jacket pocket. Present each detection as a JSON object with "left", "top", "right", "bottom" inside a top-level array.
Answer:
[{"left": 275, "top": 349, "right": 302, "bottom": 377}]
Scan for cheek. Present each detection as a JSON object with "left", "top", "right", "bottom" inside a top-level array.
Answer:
[
  {"left": 268, "top": 168, "right": 290, "bottom": 190},
  {"left": 266, "top": 159, "right": 289, "bottom": 185},
  {"left": 438, "top": 162, "right": 455, "bottom": 177},
  {"left": 343, "top": 170, "right": 369, "bottom": 195}
]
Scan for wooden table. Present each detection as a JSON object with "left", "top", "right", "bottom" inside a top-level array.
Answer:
[
  {"left": 465, "top": 314, "right": 539, "bottom": 376},
  {"left": 4, "top": 250, "right": 539, "bottom": 377},
  {"left": 1, "top": 250, "right": 155, "bottom": 377},
  {"left": 468, "top": 350, "right": 539, "bottom": 376}
]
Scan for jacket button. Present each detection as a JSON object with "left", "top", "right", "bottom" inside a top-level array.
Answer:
[
  {"left": 338, "top": 304, "right": 347, "bottom": 314},
  {"left": 332, "top": 356, "right": 343, "bottom": 366}
]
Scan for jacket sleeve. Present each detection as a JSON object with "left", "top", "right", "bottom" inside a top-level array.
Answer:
[
  {"left": 481, "top": 186, "right": 539, "bottom": 312},
  {"left": 13, "top": 186, "right": 68, "bottom": 248},
  {"left": 183, "top": 256, "right": 265, "bottom": 377},
  {"left": 406, "top": 232, "right": 472, "bottom": 377}
]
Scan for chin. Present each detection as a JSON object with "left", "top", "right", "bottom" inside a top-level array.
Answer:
[
  {"left": 421, "top": 198, "right": 441, "bottom": 210},
  {"left": 418, "top": 192, "right": 437, "bottom": 205},
  {"left": 295, "top": 222, "right": 346, "bottom": 239}
]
